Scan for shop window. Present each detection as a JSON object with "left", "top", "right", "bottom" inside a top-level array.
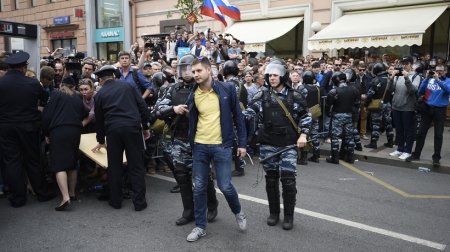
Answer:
[
  {"left": 52, "top": 39, "right": 77, "bottom": 57},
  {"left": 96, "top": 0, "right": 123, "bottom": 28}
]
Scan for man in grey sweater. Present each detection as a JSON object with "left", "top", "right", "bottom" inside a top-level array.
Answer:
[{"left": 388, "top": 56, "right": 421, "bottom": 161}]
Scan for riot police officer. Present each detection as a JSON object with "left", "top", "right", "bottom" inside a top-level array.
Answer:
[
  {"left": 342, "top": 68, "right": 363, "bottom": 154},
  {"left": 326, "top": 71, "right": 360, "bottom": 164},
  {"left": 364, "top": 63, "right": 394, "bottom": 149},
  {"left": 156, "top": 54, "right": 218, "bottom": 225},
  {"left": 302, "top": 70, "right": 321, "bottom": 163},
  {"left": 223, "top": 60, "right": 248, "bottom": 176},
  {"left": 245, "top": 61, "right": 311, "bottom": 230}
]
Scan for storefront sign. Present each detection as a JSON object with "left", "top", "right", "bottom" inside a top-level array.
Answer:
[
  {"left": 49, "top": 31, "right": 75, "bottom": 39},
  {"left": 0, "top": 22, "right": 13, "bottom": 33},
  {"left": 95, "top": 27, "right": 124, "bottom": 43},
  {"left": 54, "top": 16, "right": 70, "bottom": 26}
]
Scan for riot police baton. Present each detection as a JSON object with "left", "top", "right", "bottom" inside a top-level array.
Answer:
[{"left": 259, "top": 145, "right": 298, "bottom": 164}]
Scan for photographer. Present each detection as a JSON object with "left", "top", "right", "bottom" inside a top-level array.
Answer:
[
  {"left": 407, "top": 64, "right": 450, "bottom": 168},
  {"left": 388, "top": 56, "right": 420, "bottom": 161}
]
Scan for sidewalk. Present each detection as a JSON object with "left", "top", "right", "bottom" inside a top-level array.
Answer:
[{"left": 320, "top": 126, "right": 450, "bottom": 174}]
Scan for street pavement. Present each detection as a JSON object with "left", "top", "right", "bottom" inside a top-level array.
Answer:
[
  {"left": 321, "top": 126, "right": 450, "bottom": 173},
  {"left": 1, "top": 156, "right": 450, "bottom": 252}
]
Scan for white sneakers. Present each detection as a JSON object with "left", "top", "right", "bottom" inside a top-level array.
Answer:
[
  {"left": 389, "top": 150, "right": 403, "bottom": 157},
  {"left": 187, "top": 227, "right": 206, "bottom": 242},
  {"left": 389, "top": 151, "right": 411, "bottom": 160},
  {"left": 186, "top": 211, "right": 247, "bottom": 242},
  {"left": 398, "top": 153, "right": 412, "bottom": 160},
  {"left": 235, "top": 211, "right": 247, "bottom": 231}
]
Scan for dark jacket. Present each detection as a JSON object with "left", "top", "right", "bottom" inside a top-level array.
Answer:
[
  {"left": 0, "top": 70, "right": 46, "bottom": 125},
  {"left": 188, "top": 80, "right": 247, "bottom": 148},
  {"left": 42, "top": 90, "right": 88, "bottom": 136},
  {"left": 94, "top": 79, "right": 151, "bottom": 144}
]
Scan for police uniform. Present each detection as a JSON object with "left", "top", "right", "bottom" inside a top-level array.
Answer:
[
  {"left": 0, "top": 52, "right": 56, "bottom": 207},
  {"left": 93, "top": 65, "right": 151, "bottom": 210},
  {"left": 302, "top": 71, "right": 321, "bottom": 163},
  {"left": 156, "top": 55, "right": 218, "bottom": 225},
  {"left": 326, "top": 73, "right": 360, "bottom": 164},
  {"left": 245, "top": 62, "right": 311, "bottom": 230},
  {"left": 364, "top": 68, "right": 394, "bottom": 149},
  {"left": 223, "top": 60, "right": 248, "bottom": 176}
]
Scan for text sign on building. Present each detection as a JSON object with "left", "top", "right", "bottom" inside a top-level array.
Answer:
[
  {"left": 0, "top": 22, "right": 13, "bottom": 33},
  {"left": 95, "top": 27, "right": 124, "bottom": 43},
  {"left": 54, "top": 16, "right": 70, "bottom": 26}
]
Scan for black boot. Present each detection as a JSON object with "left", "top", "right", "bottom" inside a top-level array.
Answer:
[
  {"left": 326, "top": 151, "right": 339, "bottom": 164},
  {"left": 308, "top": 150, "right": 320, "bottom": 163},
  {"left": 339, "top": 148, "right": 347, "bottom": 160},
  {"left": 265, "top": 173, "right": 280, "bottom": 226},
  {"left": 383, "top": 140, "right": 394, "bottom": 148},
  {"left": 364, "top": 141, "right": 377, "bottom": 149},
  {"left": 345, "top": 152, "right": 355, "bottom": 164},
  {"left": 174, "top": 171, "right": 194, "bottom": 226},
  {"left": 281, "top": 173, "right": 296, "bottom": 230},
  {"left": 355, "top": 143, "right": 363, "bottom": 151},
  {"left": 297, "top": 151, "right": 308, "bottom": 165}
]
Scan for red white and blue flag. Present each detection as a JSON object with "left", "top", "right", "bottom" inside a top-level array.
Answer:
[{"left": 201, "top": 0, "right": 241, "bottom": 27}]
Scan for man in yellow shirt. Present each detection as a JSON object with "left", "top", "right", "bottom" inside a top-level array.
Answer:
[{"left": 186, "top": 57, "right": 248, "bottom": 242}]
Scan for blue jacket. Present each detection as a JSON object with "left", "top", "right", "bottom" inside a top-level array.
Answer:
[
  {"left": 188, "top": 80, "right": 247, "bottom": 148},
  {"left": 418, "top": 77, "right": 450, "bottom": 107}
]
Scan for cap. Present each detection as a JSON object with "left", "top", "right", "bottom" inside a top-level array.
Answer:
[
  {"left": 143, "top": 61, "right": 152, "bottom": 68},
  {"left": 4, "top": 51, "right": 30, "bottom": 65},
  {"left": 401, "top": 56, "right": 414, "bottom": 65},
  {"left": 61, "top": 77, "right": 76, "bottom": 86},
  {"left": 93, "top": 65, "right": 117, "bottom": 78}
]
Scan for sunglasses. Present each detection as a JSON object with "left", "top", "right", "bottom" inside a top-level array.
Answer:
[
  {"left": 359, "top": 69, "right": 366, "bottom": 71},
  {"left": 335, "top": 64, "right": 341, "bottom": 66}
]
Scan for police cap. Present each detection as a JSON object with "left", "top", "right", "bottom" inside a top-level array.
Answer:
[
  {"left": 4, "top": 51, "right": 29, "bottom": 66},
  {"left": 93, "top": 65, "right": 117, "bottom": 78}
]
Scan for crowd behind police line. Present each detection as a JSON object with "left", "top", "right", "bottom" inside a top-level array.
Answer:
[{"left": 0, "top": 28, "right": 449, "bottom": 241}]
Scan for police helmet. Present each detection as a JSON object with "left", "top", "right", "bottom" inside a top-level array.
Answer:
[
  {"left": 343, "top": 68, "right": 356, "bottom": 83},
  {"left": 331, "top": 71, "right": 346, "bottom": 86},
  {"left": 302, "top": 70, "right": 315, "bottom": 85},
  {"left": 264, "top": 61, "right": 288, "bottom": 85},
  {"left": 152, "top": 72, "right": 167, "bottom": 88},
  {"left": 372, "top": 63, "right": 386, "bottom": 76},
  {"left": 177, "top": 54, "right": 196, "bottom": 81},
  {"left": 223, "top": 60, "right": 239, "bottom": 76}
]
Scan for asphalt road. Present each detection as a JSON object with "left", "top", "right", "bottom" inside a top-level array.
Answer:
[{"left": 1, "top": 158, "right": 450, "bottom": 252}]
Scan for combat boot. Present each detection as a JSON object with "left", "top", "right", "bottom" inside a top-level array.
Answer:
[
  {"left": 297, "top": 151, "right": 308, "bottom": 165},
  {"left": 265, "top": 173, "right": 280, "bottom": 226},
  {"left": 174, "top": 170, "right": 194, "bottom": 226},
  {"left": 345, "top": 152, "right": 355, "bottom": 164},
  {"left": 383, "top": 140, "right": 394, "bottom": 148},
  {"left": 355, "top": 143, "right": 363, "bottom": 151},
  {"left": 308, "top": 150, "right": 320, "bottom": 163},
  {"left": 364, "top": 141, "right": 377, "bottom": 149},
  {"left": 281, "top": 173, "right": 296, "bottom": 230},
  {"left": 339, "top": 148, "right": 347, "bottom": 160},
  {"left": 326, "top": 151, "right": 339, "bottom": 164}
]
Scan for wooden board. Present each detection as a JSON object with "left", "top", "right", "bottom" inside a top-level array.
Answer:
[{"left": 79, "top": 133, "right": 127, "bottom": 168}]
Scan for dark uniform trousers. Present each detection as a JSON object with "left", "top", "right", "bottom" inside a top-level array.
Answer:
[
  {"left": 0, "top": 124, "right": 52, "bottom": 206},
  {"left": 106, "top": 126, "right": 147, "bottom": 209}
]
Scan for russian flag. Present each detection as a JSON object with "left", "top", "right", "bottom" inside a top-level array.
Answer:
[
  {"left": 201, "top": 0, "right": 227, "bottom": 26},
  {"left": 201, "top": 0, "right": 241, "bottom": 26},
  {"left": 214, "top": 0, "right": 241, "bottom": 21}
]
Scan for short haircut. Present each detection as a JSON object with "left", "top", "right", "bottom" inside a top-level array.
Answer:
[
  {"left": 192, "top": 57, "right": 211, "bottom": 69},
  {"left": 40, "top": 66, "right": 55, "bottom": 80},
  {"left": 311, "top": 62, "right": 320, "bottom": 69},
  {"left": 118, "top": 51, "right": 130, "bottom": 58},
  {"left": 79, "top": 78, "right": 94, "bottom": 89},
  {"left": 151, "top": 62, "right": 162, "bottom": 68}
]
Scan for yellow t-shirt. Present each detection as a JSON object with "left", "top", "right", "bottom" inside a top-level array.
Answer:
[{"left": 194, "top": 87, "right": 222, "bottom": 144}]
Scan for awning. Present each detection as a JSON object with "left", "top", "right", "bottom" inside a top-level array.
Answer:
[
  {"left": 226, "top": 17, "right": 303, "bottom": 52},
  {"left": 308, "top": 5, "right": 448, "bottom": 50}
]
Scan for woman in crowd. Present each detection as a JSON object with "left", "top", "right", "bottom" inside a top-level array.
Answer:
[
  {"left": 79, "top": 78, "right": 96, "bottom": 133},
  {"left": 42, "top": 77, "right": 88, "bottom": 211}
]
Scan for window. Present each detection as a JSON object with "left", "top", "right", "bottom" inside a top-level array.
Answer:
[
  {"left": 52, "top": 39, "right": 77, "bottom": 57},
  {"left": 31, "top": 0, "right": 37, "bottom": 7},
  {"left": 96, "top": 0, "right": 123, "bottom": 28},
  {"left": 13, "top": 0, "right": 19, "bottom": 10},
  {"left": 0, "top": 0, "right": 3, "bottom": 12}
]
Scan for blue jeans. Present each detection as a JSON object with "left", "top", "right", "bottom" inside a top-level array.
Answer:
[{"left": 192, "top": 143, "right": 241, "bottom": 229}]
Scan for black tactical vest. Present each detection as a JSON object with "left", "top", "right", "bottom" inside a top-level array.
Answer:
[
  {"left": 259, "top": 90, "right": 298, "bottom": 146},
  {"left": 305, "top": 84, "right": 320, "bottom": 107},
  {"left": 332, "top": 85, "right": 357, "bottom": 113},
  {"left": 170, "top": 82, "right": 192, "bottom": 138}
]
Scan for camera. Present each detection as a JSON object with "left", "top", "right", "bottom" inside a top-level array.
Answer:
[
  {"left": 428, "top": 70, "right": 435, "bottom": 76},
  {"left": 394, "top": 67, "right": 403, "bottom": 76},
  {"left": 64, "top": 52, "right": 84, "bottom": 85}
]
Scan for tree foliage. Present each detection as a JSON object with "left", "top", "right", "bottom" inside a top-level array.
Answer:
[{"left": 174, "top": 0, "right": 203, "bottom": 19}]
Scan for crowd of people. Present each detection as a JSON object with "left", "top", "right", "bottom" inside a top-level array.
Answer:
[{"left": 0, "top": 27, "right": 449, "bottom": 242}]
